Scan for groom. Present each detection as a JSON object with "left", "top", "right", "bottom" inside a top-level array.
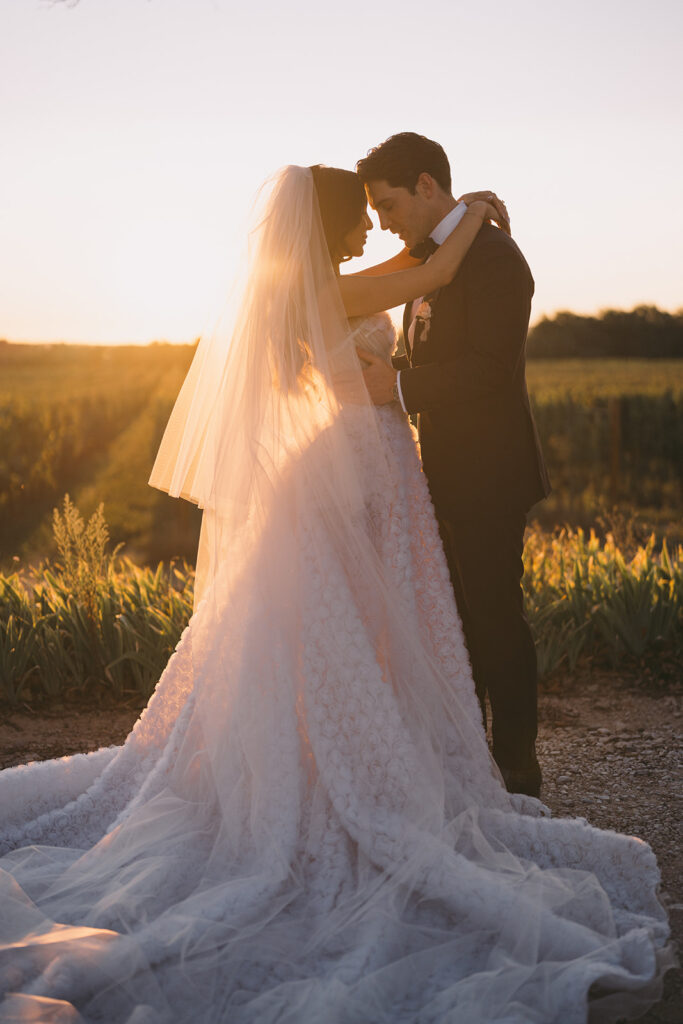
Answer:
[{"left": 356, "top": 133, "right": 550, "bottom": 797}]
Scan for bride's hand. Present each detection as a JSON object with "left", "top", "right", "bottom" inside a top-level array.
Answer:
[{"left": 457, "top": 190, "right": 510, "bottom": 235}]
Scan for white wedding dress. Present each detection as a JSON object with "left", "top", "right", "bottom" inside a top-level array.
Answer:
[{"left": 0, "top": 312, "right": 672, "bottom": 1024}]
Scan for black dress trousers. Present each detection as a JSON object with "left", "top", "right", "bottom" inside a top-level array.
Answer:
[{"left": 435, "top": 510, "right": 539, "bottom": 772}]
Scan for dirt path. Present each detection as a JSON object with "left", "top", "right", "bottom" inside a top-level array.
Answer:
[
  {"left": 1, "top": 673, "right": 681, "bottom": 1022},
  {"left": 535, "top": 677, "right": 682, "bottom": 1022}
]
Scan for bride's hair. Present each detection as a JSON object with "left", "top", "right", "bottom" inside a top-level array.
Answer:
[
  {"left": 356, "top": 132, "right": 452, "bottom": 195},
  {"left": 309, "top": 165, "right": 367, "bottom": 265}
]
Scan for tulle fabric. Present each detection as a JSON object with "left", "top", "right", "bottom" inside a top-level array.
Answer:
[{"left": 0, "top": 171, "right": 674, "bottom": 1023}]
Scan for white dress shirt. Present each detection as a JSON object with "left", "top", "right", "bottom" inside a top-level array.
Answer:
[{"left": 396, "top": 201, "right": 468, "bottom": 413}]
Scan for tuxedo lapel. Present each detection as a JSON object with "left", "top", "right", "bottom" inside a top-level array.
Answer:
[
  {"left": 403, "top": 260, "right": 443, "bottom": 366},
  {"left": 398, "top": 223, "right": 550, "bottom": 516},
  {"left": 402, "top": 302, "right": 414, "bottom": 363}
]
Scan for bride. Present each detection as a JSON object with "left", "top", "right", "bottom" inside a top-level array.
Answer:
[{"left": 0, "top": 165, "right": 673, "bottom": 1023}]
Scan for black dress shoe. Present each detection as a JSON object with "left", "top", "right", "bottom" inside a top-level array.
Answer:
[{"left": 499, "top": 763, "right": 542, "bottom": 799}]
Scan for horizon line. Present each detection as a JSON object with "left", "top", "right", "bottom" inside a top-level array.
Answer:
[{"left": 2, "top": 302, "right": 681, "bottom": 348}]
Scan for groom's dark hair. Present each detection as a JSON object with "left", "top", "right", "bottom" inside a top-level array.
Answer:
[{"left": 356, "top": 133, "right": 452, "bottom": 195}]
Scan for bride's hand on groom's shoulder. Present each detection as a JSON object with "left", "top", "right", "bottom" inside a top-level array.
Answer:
[{"left": 457, "top": 191, "right": 511, "bottom": 235}]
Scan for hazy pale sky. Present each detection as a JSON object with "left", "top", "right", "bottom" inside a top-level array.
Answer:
[{"left": 1, "top": 0, "right": 682, "bottom": 343}]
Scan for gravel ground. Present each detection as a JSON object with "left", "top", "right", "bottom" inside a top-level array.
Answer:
[
  {"left": 535, "top": 676, "right": 682, "bottom": 1023},
  {"left": 1, "top": 671, "right": 681, "bottom": 1022}
]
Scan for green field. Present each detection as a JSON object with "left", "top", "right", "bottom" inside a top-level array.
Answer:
[
  {"left": 0, "top": 343, "right": 200, "bottom": 567},
  {"left": 1, "top": 345, "right": 681, "bottom": 702},
  {"left": 526, "top": 358, "right": 683, "bottom": 399},
  {"left": 527, "top": 360, "right": 682, "bottom": 532},
  {"left": 1, "top": 344, "right": 681, "bottom": 568}
]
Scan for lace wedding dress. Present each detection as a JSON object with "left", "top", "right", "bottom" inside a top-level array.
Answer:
[{"left": 0, "top": 311, "right": 672, "bottom": 1023}]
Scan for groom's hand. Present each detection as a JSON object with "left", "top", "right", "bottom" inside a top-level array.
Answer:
[{"left": 357, "top": 348, "right": 397, "bottom": 405}]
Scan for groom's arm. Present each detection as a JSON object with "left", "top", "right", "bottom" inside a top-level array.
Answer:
[{"left": 398, "top": 240, "right": 533, "bottom": 412}]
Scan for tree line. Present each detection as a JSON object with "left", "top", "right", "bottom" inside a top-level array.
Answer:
[{"left": 527, "top": 306, "right": 683, "bottom": 359}]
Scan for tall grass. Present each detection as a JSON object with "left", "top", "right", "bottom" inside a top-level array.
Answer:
[
  {"left": 1, "top": 501, "right": 681, "bottom": 707},
  {"left": 524, "top": 526, "right": 683, "bottom": 678},
  {"left": 0, "top": 499, "right": 193, "bottom": 706}
]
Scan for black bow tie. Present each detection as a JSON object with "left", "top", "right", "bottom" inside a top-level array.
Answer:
[{"left": 409, "top": 237, "right": 439, "bottom": 260}]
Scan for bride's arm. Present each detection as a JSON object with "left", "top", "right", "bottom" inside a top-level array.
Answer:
[
  {"left": 337, "top": 201, "right": 495, "bottom": 318},
  {"left": 347, "top": 191, "right": 510, "bottom": 280},
  {"left": 345, "top": 248, "right": 421, "bottom": 278}
]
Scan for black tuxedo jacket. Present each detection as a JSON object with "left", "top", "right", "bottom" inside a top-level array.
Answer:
[{"left": 395, "top": 223, "right": 550, "bottom": 518}]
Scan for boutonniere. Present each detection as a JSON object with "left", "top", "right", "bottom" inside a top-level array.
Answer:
[{"left": 415, "top": 300, "right": 432, "bottom": 343}]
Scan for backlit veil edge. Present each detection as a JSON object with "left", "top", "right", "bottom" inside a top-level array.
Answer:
[
  {"left": 148, "top": 165, "right": 363, "bottom": 603},
  {"left": 147, "top": 163, "right": 501, "bottom": 778}
]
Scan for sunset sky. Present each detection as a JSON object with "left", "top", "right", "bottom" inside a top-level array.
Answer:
[{"left": 2, "top": 0, "right": 682, "bottom": 344}]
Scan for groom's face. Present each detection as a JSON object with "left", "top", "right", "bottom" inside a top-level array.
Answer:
[{"left": 364, "top": 178, "right": 436, "bottom": 248}]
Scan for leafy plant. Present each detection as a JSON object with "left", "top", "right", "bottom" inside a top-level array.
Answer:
[
  {"left": 523, "top": 526, "right": 683, "bottom": 678},
  {"left": 0, "top": 501, "right": 194, "bottom": 706}
]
